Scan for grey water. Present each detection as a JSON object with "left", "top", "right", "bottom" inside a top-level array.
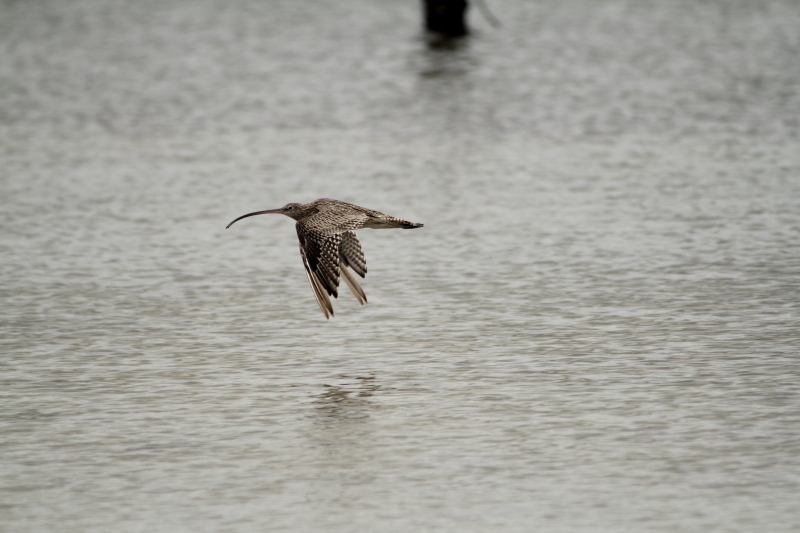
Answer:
[{"left": 2, "top": 0, "right": 800, "bottom": 531}]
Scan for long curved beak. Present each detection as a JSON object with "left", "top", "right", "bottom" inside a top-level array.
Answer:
[{"left": 226, "top": 209, "right": 282, "bottom": 229}]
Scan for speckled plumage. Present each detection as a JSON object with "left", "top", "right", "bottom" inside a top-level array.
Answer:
[{"left": 226, "top": 199, "right": 424, "bottom": 319}]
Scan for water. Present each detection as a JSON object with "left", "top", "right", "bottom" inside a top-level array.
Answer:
[{"left": 2, "top": 0, "right": 800, "bottom": 531}]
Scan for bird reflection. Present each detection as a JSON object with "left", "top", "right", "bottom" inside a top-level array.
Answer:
[
  {"left": 313, "top": 375, "right": 380, "bottom": 421},
  {"left": 303, "top": 376, "right": 381, "bottom": 503}
]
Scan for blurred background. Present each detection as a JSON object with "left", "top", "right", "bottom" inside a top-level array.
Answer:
[{"left": 2, "top": 0, "right": 799, "bottom": 531}]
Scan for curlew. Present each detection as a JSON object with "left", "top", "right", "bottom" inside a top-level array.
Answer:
[{"left": 226, "top": 198, "right": 424, "bottom": 319}]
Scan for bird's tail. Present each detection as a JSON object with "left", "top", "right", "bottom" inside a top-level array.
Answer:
[
  {"left": 365, "top": 218, "right": 424, "bottom": 229},
  {"left": 400, "top": 221, "right": 424, "bottom": 229}
]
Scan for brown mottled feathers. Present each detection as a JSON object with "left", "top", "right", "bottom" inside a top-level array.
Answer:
[
  {"left": 340, "top": 231, "right": 367, "bottom": 278},
  {"left": 339, "top": 231, "right": 367, "bottom": 305},
  {"left": 295, "top": 206, "right": 372, "bottom": 318},
  {"left": 226, "top": 198, "right": 423, "bottom": 319}
]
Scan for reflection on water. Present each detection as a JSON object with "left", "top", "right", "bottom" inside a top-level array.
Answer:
[
  {"left": 2, "top": 0, "right": 800, "bottom": 531},
  {"left": 314, "top": 376, "right": 380, "bottom": 421}
]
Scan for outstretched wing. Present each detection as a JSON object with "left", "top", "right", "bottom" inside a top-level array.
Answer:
[
  {"left": 296, "top": 207, "right": 371, "bottom": 318},
  {"left": 299, "top": 247, "right": 334, "bottom": 319},
  {"left": 340, "top": 231, "right": 367, "bottom": 277},
  {"left": 339, "top": 231, "right": 368, "bottom": 305},
  {"left": 296, "top": 226, "right": 342, "bottom": 319}
]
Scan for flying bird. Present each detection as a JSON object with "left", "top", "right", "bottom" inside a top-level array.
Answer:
[{"left": 226, "top": 198, "right": 424, "bottom": 319}]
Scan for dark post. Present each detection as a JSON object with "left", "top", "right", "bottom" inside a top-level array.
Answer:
[{"left": 423, "top": 0, "right": 468, "bottom": 37}]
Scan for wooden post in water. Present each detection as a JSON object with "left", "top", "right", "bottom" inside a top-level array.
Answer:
[{"left": 423, "top": 0, "right": 468, "bottom": 37}]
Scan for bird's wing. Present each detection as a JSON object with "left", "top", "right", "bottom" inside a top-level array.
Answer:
[
  {"left": 340, "top": 231, "right": 367, "bottom": 277},
  {"left": 299, "top": 246, "right": 334, "bottom": 319},
  {"left": 339, "top": 231, "right": 367, "bottom": 305},
  {"left": 296, "top": 209, "right": 371, "bottom": 317},
  {"left": 297, "top": 226, "right": 341, "bottom": 298}
]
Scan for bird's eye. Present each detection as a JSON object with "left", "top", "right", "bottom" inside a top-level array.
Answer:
[{"left": 287, "top": 206, "right": 294, "bottom": 211}]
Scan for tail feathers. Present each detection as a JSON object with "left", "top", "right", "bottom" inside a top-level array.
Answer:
[
  {"left": 401, "top": 221, "right": 424, "bottom": 229},
  {"left": 364, "top": 217, "right": 424, "bottom": 229}
]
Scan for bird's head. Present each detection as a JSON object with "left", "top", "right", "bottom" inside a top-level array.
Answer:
[{"left": 226, "top": 202, "right": 307, "bottom": 229}]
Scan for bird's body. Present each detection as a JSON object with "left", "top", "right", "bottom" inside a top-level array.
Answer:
[{"left": 226, "top": 198, "right": 423, "bottom": 319}]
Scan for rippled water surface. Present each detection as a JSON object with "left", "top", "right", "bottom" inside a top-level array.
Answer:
[{"left": 2, "top": 0, "right": 800, "bottom": 531}]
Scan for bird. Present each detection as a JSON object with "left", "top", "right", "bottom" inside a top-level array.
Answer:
[{"left": 226, "top": 198, "right": 424, "bottom": 319}]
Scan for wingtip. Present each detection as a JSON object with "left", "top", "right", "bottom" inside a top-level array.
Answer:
[{"left": 340, "top": 263, "right": 368, "bottom": 306}]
